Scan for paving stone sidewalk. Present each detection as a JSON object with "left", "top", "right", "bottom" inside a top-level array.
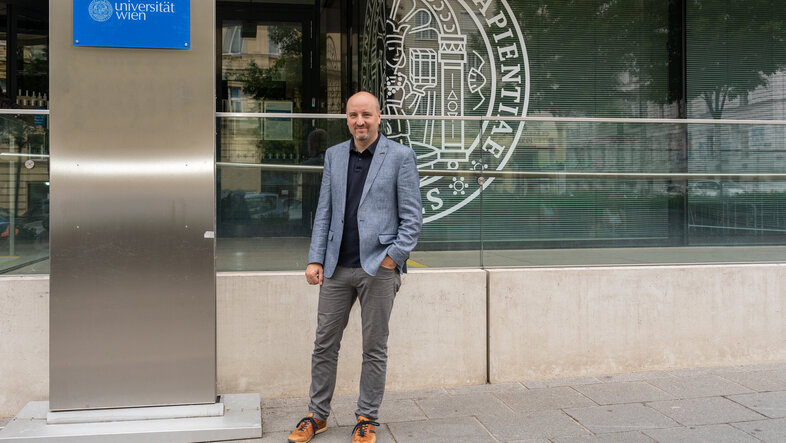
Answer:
[{"left": 256, "top": 362, "right": 786, "bottom": 442}]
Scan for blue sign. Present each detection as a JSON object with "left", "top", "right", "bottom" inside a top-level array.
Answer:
[
  {"left": 34, "top": 109, "right": 46, "bottom": 127},
  {"left": 73, "top": 0, "right": 190, "bottom": 49}
]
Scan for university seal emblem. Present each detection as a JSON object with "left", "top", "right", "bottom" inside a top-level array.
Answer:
[
  {"left": 88, "top": 0, "right": 113, "bottom": 22},
  {"left": 362, "top": 0, "right": 529, "bottom": 223}
]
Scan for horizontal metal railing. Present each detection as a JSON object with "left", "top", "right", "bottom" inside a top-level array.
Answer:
[
  {"left": 0, "top": 153, "right": 50, "bottom": 159},
  {"left": 216, "top": 162, "right": 786, "bottom": 181},
  {"left": 216, "top": 112, "right": 786, "bottom": 126},
  {"left": 0, "top": 109, "right": 49, "bottom": 115},
  {"left": 6, "top": 156, "right": 786, "bottom": 181},
  {"left": 2, "top": 109, "right": 784, "bottom": 125}
]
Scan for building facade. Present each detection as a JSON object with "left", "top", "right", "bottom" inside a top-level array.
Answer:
[
  {"left": 1, "top": 0, "right": 785, "bottom": 271},
  {"left": 1, "top": 0, "right": 786, "bottom": 417}
]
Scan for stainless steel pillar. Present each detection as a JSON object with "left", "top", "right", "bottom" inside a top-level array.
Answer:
[{"left": 48, "top": 1, "right": 216, "bottom": 410}]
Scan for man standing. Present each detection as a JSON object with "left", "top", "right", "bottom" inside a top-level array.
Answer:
[{"left": 288, "top": 91, "right": 422, "bottom": 443}]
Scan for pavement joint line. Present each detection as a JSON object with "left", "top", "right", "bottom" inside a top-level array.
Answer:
[
  {"left": 639, "top": 426, "right": 692, "bottom": 442},
  {"left": 568, "top": 384, "right": 602, "bottom": 407},
  {"left": 727, "top": 420, "right": 769, "bottom": 442},
  {"left": 411, "top": 398, "right": 430, "bottom": 420},
  {"left": 641, "top": 401, "right": 686, "bottom": 428},
  {"left": 489, "top": 391, "right": 516, "bottom": 413},
  {"left": 470, "top": 415, "right": 500, "bottom": 442},
  {"left": 560, "top": 407, "right": 594, "bottom": 436},
  {"left": 641, "top": 401, "right": 689, "bottom": 428},
  {"left": 642, "top": 379, "right": 677, "bottom": 400},
  {"left": 722, "top": 394, "right": 772, "bottom": 420},
  {"left": 641, "top": 430, "right": 659, "bottom": 442},
  {"left": 714, "top": 371, "right": 756, "bottom": 391},
  {"left": 720, "top": 376, "right": 762, "bottom": 394},
  {"left": 644, "top": 377, "right": 718, "bottom": 401},
  {"left": 383, "top": 423, "right": 398, "bottom": 443}
]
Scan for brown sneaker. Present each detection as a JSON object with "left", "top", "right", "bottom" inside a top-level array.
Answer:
[
  {"left": 351, "top": 416, "right": 379, "bottom": 443},
  {"left": 287, "top": 412, "right": 327, "bottom": 443}
]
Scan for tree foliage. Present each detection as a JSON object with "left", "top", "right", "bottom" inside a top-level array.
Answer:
[
  {"left": 517, "top": 0, "right": 786, "bottom": 119},
  {"left": 237, "top": 60, "right": 282, "bottom": 100},
  {"left": 517, "top": 0, "right": 672, "bottom": 117},
  {"left": 687, "top": 0, "right": 786, "bottom": 118},
  {"left": 237, "top": 26, "right": 302, "bottom": 102}
]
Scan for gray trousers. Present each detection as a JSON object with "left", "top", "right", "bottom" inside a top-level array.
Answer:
[{"left": 308, "top": 266, "right": 401, "bottom": 421}]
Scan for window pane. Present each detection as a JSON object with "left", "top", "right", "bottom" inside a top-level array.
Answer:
[
  {"left": 0, "top": 1, "right": 48, "bottom": 110},
  {"left": 220, "top": 20, "right": 303, "bottom": 113},
  {"left": 0, "top": 114, "right": 49, "bottom": 274},
  {"left": 213, "top": 0, "right": 786, "bottom": 271},
  {"left": 687, "top": 0, "right": 786, "bottom": 120}
]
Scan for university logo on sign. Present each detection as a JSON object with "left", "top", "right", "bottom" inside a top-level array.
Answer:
[
  {"left": 74, "top": 0, "right": 190, "bottom": 49},
  {"left": 88, "top": 0, "right": 113, "bottom": 22},
  {"left": 362, "top": 0, "right": 529, "bottom": 223}
]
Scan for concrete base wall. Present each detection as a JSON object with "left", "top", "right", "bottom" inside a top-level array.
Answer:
[
  {"left": 0, "top": 269, "right": 487, "bottom": 417},
  {"left": 489, "top": 264, "right": 786, "bottom": 382},
  {"left": 0, "top": 276, "right": 49, "bottom": 418},
  {"left": 3, "top": 264, "right": 786, "bottom": 417},
  {"left": 216, "top": 269, "right": 487, "bottom": 399}
]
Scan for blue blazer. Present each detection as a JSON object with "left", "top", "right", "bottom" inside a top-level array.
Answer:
[{"left": 308, "top": 134, "right": 423, "bottom": 278}]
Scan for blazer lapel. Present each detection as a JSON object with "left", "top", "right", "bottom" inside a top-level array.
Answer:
[
  {"left": 334, "top": 141, "right": 350, "bottom": 217},
  {"left": 360, "top": 134, "right": 388, "bottom": 206}
]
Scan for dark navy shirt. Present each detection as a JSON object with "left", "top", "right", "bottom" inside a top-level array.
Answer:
[{"left": 337, "top": 135, "right": 380, "bottom": 268}]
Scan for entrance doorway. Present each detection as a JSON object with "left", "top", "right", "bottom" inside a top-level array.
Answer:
[{"left": 215, "top": 0, "right": 350, "bottom": 265}]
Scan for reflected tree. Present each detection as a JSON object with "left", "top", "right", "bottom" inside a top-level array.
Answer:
[
  {"left": 237, "top": 60, "right": 282, "bottom": 100},
  {"left": 236, "top": 26, "right": 303, "bottom": 103},
  {"left": 234, "top": 26, "right": 305, "bottom": 161},
  {"left": 519, "top": 0, "right": 673, "bottom": 117},
  {"left": 687, "top": 0, "right": 786, "bottom": 119},
  {"left": 520, "top": 0, "right": 786, "bottom": 119}
]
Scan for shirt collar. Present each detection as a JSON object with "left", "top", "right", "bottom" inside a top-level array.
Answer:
[{"left": 350, "top": 134, "right": 380, "bottom": 156}]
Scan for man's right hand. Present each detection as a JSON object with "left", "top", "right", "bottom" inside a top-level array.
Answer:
[{"left": 305, "top": 263, "right": 324, "bottom": 286}]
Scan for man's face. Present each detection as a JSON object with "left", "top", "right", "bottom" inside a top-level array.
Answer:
[{"left": 346, "top": 93, "right": 381, "bottom": 144}]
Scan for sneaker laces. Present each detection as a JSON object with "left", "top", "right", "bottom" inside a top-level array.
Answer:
[
  {"left": 296, "top": 416, "right": 318, "bottom": 433},
  {"left": 352, "top": 419, "right": 379, "bottom": 437}
]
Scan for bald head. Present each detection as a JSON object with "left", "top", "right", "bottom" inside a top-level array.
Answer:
[
  {"left": 346, "top": 91, "right": 382, "bottom": 151},
  {"left": 347, "top": 91, "right": 381, "bottom": 112}
]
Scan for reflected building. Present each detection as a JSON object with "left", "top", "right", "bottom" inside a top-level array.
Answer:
[{"left": 0, "top": 1, "right": 48, "bottom": 249}]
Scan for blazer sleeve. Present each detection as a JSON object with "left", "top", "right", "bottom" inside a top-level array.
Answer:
[
  {"left": 307, "top": 150, "right": 333, "bottom": 265},
  {"left": 386, "top": 148, "right": 423, "bottom": 266}
]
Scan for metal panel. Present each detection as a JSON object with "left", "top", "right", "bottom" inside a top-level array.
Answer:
[{"left": 48, "top": 1, "right": 216, "bottom": 410}]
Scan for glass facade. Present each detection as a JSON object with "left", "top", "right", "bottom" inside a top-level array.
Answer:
[
  {"left": 0, "top": 1, "right": 49, "bottom": 109},
  {"left": 0, "top": 113, "right": 49, "bottom": 273},
  {"left": 0, "top": 1, "right": 49, "bottom": 274},
  {"left": 5, "top": 0, "right": 786, "bottom": 273},
  {"left": 212, "top": 0, "right": 786, "bottom": 272}
]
